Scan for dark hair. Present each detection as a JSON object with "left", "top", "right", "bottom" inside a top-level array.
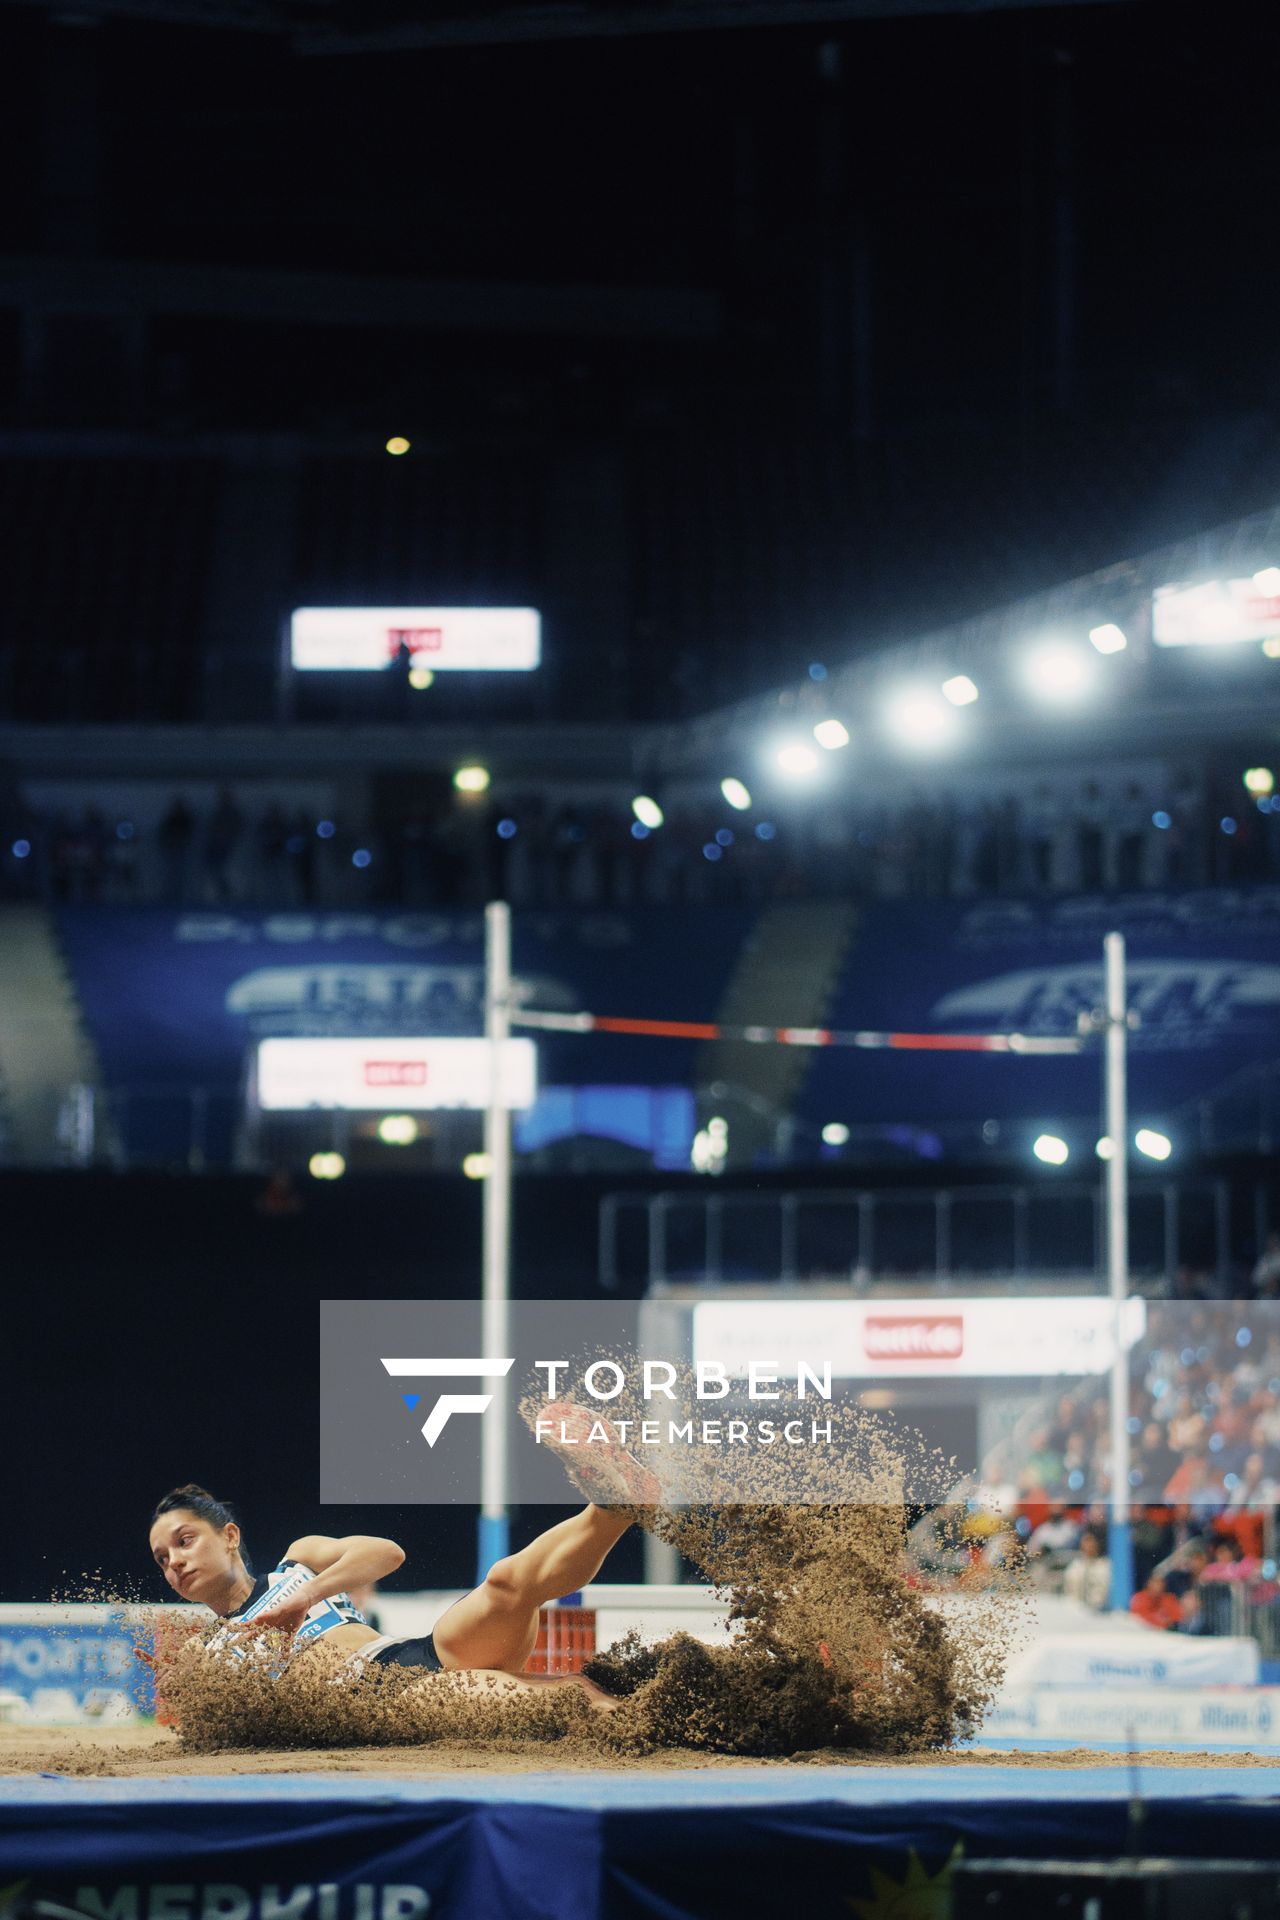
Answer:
[{"left": 152, "top": 1485, "right": 250, "bottom": 1570}]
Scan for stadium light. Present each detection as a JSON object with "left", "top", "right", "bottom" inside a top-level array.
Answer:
[
  {"left": 813, "top": 718, "right": 850, "bottom": 750},
  {"left": 691, "top": 1118, "right": 729, "bottom": 1174},
  {"left": 1135, "top": 1128, "right": 1172, "bottom": 1161},
  {"left": 884, "top": 686, "right": 956, "bottom": 750},
  {"left": 408, "top": 665, "right": 434, "bottom": 691},
  {"left": 1265, "top": 638, "right": 1280, "bottom": 660},
  {"left": 1032, "top": 1133, "right": 1069, "bottom": 1166},
  {"left": 385, "top": 437, "right": 411, "bottom": 456},
  {"left": 721, "top": 778, "right": 752, "bottom": 811},
  {"left": 822, "top": 1122, "right": 850, "bottom": 1146},
  {"left": 1095, "top": 1137, "right": 1115, "bottom": 1160},
  {"left": 1244, "top": 767, "right": 1275, "bottom": 796},
  {"left": 775, "top": 741, "right": 820, "bottom": 780},
  {"left": 308, "top": 1151, "right": 346, "bottom": 1180},
  {"left": 378, "top": 1115, "right": 419, "bottom": 1146},
  {"left": 941, "top": 674, "right": 979, "bottom": 706},
  {"left": 454, "top": 765, "right": 491, "bottom": 794},
  {"left": 462, "top": 1152, "right": 492, "bottom": 1180},
  {"left": 632, "top": 795, "right": 665, "bottom": 829},
  {"left": 1022, "top": 641, "right": 1094, "bottom": 704},
  {"left": 1089, "top": 622, "right": 1128, "bottom": 654}
]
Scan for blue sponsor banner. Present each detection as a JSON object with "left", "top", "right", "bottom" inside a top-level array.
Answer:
[
  {"left": 0, "top": 1614, "right": 154, "bottom": 1720},
  {"left": 805, "top": 888, "right": 1280, "bottom": 1129},
  {"left": 56, "top": 907, "right": 747, "bottom": 1094},
  {"left": 3, "top": 1774, "right": 1280, "bottom": 1919}
]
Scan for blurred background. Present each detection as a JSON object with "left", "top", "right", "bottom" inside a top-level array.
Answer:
[{"left": 3, "top": 0, "right": 1280, "bottom": 1685}]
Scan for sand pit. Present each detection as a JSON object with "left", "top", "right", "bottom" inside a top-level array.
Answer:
[{"left": 5, "top": 1723, "right": 1277, "bottom": 1777}]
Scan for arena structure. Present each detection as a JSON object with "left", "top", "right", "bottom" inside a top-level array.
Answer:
[{"left": 7, "top": 0, "right": 1280, "bottom": 1910}]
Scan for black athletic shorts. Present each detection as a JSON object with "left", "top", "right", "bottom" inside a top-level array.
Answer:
[{"left": 370, "top": 1632, "right": 444, "bottom": 1673}]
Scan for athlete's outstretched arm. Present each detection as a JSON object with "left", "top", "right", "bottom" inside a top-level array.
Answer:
[{"left": 244, "top": 1534, "right": 405, "bottom": 1631}]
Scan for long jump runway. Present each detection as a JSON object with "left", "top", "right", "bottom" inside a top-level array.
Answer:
[{"left": 4, "top": 1764, "right": 1280, "bottom": 1919}]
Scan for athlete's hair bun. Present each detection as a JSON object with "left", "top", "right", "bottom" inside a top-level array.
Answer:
[{"left": 152, "top": 1485, "right": 237, "bottom": 1529}]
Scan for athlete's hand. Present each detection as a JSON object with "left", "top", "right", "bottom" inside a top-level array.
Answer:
[{"left": 233, "top": 1589, "right": 317, "bottom": 1635}]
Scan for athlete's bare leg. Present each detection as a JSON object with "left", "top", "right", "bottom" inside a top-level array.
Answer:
[
  {"left": 434, "top": 1664, "right": 623, "bottom": 1712},
  {"left": 432, "top": 1504, "right": 633, "bottom": 1675}
]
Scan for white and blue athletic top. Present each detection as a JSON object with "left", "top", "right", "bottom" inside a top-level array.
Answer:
[{"left": 219, "top": 1557, "right": 367, "bottom": 1655}]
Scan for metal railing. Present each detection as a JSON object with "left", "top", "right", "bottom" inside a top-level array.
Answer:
[
  {"left": 600, "top": 1178, "right": 1233, "bottom": 1290},
  {"left": 1228, "top": 1569, "right": 1280, "bottom": 1660}
]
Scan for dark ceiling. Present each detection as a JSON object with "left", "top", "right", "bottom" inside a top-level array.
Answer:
[{"left": 0, "top": 0, "right": 1132, "bottom": 50}]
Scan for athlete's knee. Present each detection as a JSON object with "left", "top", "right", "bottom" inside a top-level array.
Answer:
[{"left": 481, "top": 1555, "right": 527, "bottom": 1610}]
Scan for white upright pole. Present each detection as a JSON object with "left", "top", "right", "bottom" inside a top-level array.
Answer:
[
  {"left": 478, "top": 899, "right": 513, "bottom": 1582},
  {"left": 1104, "top": 930, "right": 1134, "bottom": 1610}
]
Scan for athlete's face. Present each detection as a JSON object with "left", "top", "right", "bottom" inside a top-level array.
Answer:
[{"left": 149, "top": 1510, "right": 241, "bottom": 1607}]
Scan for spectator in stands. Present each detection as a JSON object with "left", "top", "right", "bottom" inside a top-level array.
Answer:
[
  {"left": 1200, "top": 1537, "right": 1255, "bottom": 1583},
  {"left": 1252, "top": 1232, "right": 1280, "bottom": 1298},
  {"left": 1063, "top": 1528, "right": 1111, "bottom": 1610},
  {"left": 254, "top": 802, "right": 290, "bottom": 899},
  {"left": 1025, "top": 1503, "right": 1080, "bottom": 1562},
  {"left": 1134, "top": 1420, "right": 1179, "bottom": 1499},
  {"left": 1024, "top": 784, "right": 1056, "bottom": 891},
  {"left": 204, "top": 788, "right": 244, "bottom": 903},
  {"left": 1162, "top": 1540, "right": 1210, "bottom": 1601},
  {"left": 1176, "top": 1589, "right": 1212, "bottom": 1635},
  {"left": 106, "top": 817, "right": 140, "bottom": 900},
  {"left": 1167, "top": 1391, "right": 1207, "bottom": 1455},
  {"left": 158, "top": 795, "right": 196, "bottom": 903},
  {"left": 1130, "top": 1571, "right": 1184, "bottom": 1630},
  {"left": 1022, "top": 1426, "right": 1066, "bottom": 1494},
  {"left": 1115, "top": 783, "right": 1150, "bottom": 889},
  {"left": 1076, "top": 781, "right": 1107, "bottom": 890},
  {"left": 285, "top": 809, "right": 316, "bottom": 904}
]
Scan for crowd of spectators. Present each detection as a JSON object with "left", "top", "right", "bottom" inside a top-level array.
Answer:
[
  {"left": 4, "top": 768, "right": 1279, "bottom": 910},
  {"left": 956, "top": 1304, "right": 1280, "bottom": 1637}
]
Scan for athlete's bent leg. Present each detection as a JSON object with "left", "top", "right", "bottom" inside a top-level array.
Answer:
[{"left": 432, "top": 1504, "right": 633, "bottom": 1674}]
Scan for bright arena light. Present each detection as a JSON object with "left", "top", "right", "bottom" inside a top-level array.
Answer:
[
  {"left": 453, "top": 764, "right": 491, "bottom": 793},
  {"left": 813, "top": 718, "right": 850, "bottom": 750},
  {"left": 1033, "top": 1133, "right": 1070, "bottom": 1166},
  {"left": 1135, "top": 1128, "right": 1172, "bottom": 1161},
  {"left": 632, "top": 795, "right": 665, "bottom": 829},
  {"left": 721, "top": 778, "right": 752, "bottom": 811},
  {"left": 408, "top": 665, "right": 434, "bottom": 691},
  {"left": 378, "top": 1115, "right": 419, "bottom": 1146},
  {"left": 1254, "top": 568, "right": 1280, "bottom": 595},
  {"left": 941, "top": 674, "right": 979, "bottom": 706},
  {"left": 1265, "top": 638, "right": 1280, "bottom": 659},
  {"left": 1095, "top": 1137, "right": 1115, "bottom": 1160},
  {"left": 308, "top": 1151, "right": 346, "bottom": 1180},
  {"left": 462, "top": 1153, "right": 492, "bottom": 1180},
  {"left": 1244, "top": 767, "right": 1275, "bottom": 796},
  {"left": 822, "top": 1122, "right": 850, "bottom": 1146},
  {"left": 884, "top": 686, "right": 956, "bottom": 750},
  {"left": 775, "top": 741, "right": 820, "bottom": 779},
  {"left": 1089, "top": 622, "right": 1128, "bottom": 654},
  {"left": 385, "top": 436, "right": 411, "bottom": 456},
  {"left": 1022, "top": 641, "right": 1094, "bottom": 704}
]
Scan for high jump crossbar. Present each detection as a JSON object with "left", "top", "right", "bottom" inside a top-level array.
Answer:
[{"left": 510, "top": 1010, "right": 1083, "bottom": 1054}]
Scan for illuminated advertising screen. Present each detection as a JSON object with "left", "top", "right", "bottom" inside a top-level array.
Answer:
[
  {"left": 1152, "top": 575, "right": 1280, "bottom": 647},
  {"left": 693, "top": 1296, "right": 1147, "bottom": 1379},
  {"left": 256, "top": 1036, "right": 537, "bottom": 1110},
  {"left": 290, "top": 606, "right": 541, "bottom": 671}
]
